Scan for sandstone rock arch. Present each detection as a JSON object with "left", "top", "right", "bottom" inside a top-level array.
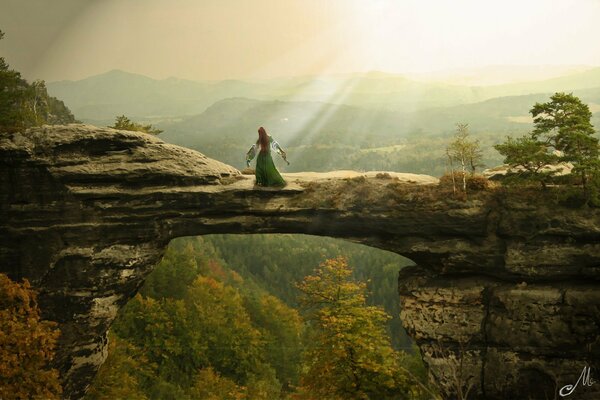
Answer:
[{"left": 2, "top": 125, "right": 599, "bottom": 399}]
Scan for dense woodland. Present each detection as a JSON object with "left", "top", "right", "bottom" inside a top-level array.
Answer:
[{"left": 84, "top": 236, "right": 434, "bottom": 400}]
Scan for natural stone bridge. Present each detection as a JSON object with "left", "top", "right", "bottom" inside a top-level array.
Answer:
[{"left": 1, "top": 125, "right": 599, "bottom": 399}]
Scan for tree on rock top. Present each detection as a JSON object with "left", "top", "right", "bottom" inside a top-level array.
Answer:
[
  {"left": 530, "top": 92, "right": 599, "bottom": 191},
  {"left": 495, "top": 92, "right": 600, "bottom": 200}
]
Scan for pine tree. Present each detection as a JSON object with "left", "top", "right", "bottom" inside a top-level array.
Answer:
[
  {"left": 495, "top": 92, "right": 600, "bottom": 197},
  {"left": 530, "top": 92, "right": 599, "bottom": 193}
]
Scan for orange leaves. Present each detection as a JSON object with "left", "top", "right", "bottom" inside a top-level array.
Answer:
[{"left": 0, "top": 273, "right": 62, "bottom": 400}]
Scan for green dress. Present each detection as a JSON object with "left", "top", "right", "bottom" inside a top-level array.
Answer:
[{"left": 246, "top": 136, "right": 286, "bottom": 187}]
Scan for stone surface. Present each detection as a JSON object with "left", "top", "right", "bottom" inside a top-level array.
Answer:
[
  {"left": 1, "top": 124, "right": 599, "bottom": 399},
  {"left": 483, "top": 161, "right": 574, "bottom": 180}
]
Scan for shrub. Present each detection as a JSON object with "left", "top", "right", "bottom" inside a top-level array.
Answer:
[
  {"left": 466, "top": 174, "right": 490, "bottom": 191},
  {"left": 439, "top": 172, "right": 490, "bottom": 192},
  {"left": 375, "top": 172, "right": 392, "bottom": 179}
]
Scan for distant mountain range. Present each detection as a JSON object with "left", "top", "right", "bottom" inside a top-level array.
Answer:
[
  {"left": 160, "top": 89, "right": 600, "bottom": 147},
  {"left": 47, "top": 67, "right": 600, "bottom": 123},
  {"left": 408, "top": 65, "right": 593, "bottom": 86},
  {"left": 156, "top": 88, "right": 600, "bottom": 174},
  {"left": 46, "top": 67, "right": 600, "bottom": 175}
]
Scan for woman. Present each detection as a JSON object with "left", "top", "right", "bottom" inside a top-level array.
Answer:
[{"left": 245, "top": 127, "right": 287, "bottom": 187}]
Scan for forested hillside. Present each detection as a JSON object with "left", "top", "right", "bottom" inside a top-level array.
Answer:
[{"left": 85, "top": 235, "right": 432, "bottom": 400}]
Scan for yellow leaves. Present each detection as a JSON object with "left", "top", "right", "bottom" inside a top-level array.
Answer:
[{"left": 297, "top": 258, "right": 430, "bottom": 399}]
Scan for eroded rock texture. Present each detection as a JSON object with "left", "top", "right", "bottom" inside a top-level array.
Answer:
[{"left": 1, "top": 125, "right": 599, "bottom": 399}]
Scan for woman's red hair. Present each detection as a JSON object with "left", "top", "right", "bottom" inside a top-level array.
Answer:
[{"left": 258, "top": 127, "right": 269, "bottom": 152}]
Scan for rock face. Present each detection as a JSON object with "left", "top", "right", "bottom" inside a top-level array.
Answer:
[{"left": 1, "top": 125, "right": 599, "bottom": 399}]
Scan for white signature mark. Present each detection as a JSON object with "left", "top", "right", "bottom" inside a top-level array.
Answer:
[{"left": 559, "top": 365, "right": 595, "bottom": 397}]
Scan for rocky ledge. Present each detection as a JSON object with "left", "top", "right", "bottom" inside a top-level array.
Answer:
[{"left": 1, "top": 125, "right": 599, "bottom": 399}]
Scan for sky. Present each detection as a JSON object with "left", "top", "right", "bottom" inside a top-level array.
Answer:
[{"left": 1, "top": 0, "right": 600, "bottom": 82}]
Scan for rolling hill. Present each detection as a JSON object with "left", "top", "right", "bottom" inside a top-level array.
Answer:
[
  {"left": 47, "top": 68, "right": 600, "bottom": 176},
  {"left": 47, "top": 67, "right": 600, "bottom": 124}
]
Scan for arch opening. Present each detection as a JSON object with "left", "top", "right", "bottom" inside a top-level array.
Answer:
[{"left": 84, "top": 233, "right": 436, "bottom": 399}]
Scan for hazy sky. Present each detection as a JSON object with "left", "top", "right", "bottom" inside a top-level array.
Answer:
[{"left": 1, "top": 0, "right": 600, "bottom": 82}]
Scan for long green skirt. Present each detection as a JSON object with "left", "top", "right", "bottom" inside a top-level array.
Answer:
[{"left": 255, "top": 151, "right": 286, "bottom": 187}]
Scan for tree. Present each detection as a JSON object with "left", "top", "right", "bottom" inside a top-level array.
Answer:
[
  {"left": 109, "top": 275, "right": 281, "bottom": 398},
  {"left": 110, "top": 115, "right": 163, "bottom": 135},
  {"left": 184, "top": 276, "right": 277, "bottom": 390},
  {"left": 0, "top": 30, "right": 76, "bottom": 132},
  {"left": 0, "top": 273, "right": 62, "bottom": 400},
  {"left": 493, "top": 134, "right": 559, "bottom": 188},
  {"left": 494, "top": 93, "right": 600, "bottom": 196},
  {"left": 244, "top": 293, "right": 304, "bottom": 391},
  {"left": 295, "top": 257, "right": 434, "bottom": 400},
  {"left": 530, "top": 92, "right": 599, "bottom": 192},
  {"left": 446, "top": 123, "right": 483, "bottom": 193}
]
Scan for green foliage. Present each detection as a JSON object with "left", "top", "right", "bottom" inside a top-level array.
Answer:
[
  {"left": 184, "top": 276, "right": 270, "bottom": 384},
  {"left": 296, "top": 257, "right": 435, "bottom": 400},
  {"left": 140, "top": 242, "right": 202, "bottom": 299},
  {"left": 110, "top": 115, "right": 163, "bottom": 135},
  {"left": 87, "top": 237, "right": 299, "bottom": 399},
  {"left": 0, "top": 273, "right": 62, "bottom": 400},
  {"left": 495, "top": 92, "right": 600, "bottom": 198},
  {"left": 532, "top": 92, "right": 599, "bottom": 191},
  {"left": 203, "top": 234, "right": 414, "bottom": 350},
  {"left": 189, "top": 367, "right": 246, "bottom": 400},
  {"left": 84, "top": 333, "right": 152, "bottom": 400},
  {"left": 493, "top": 134, "right": 560, "bottom": 187},
  {"left": 531, "top": 92, "right": 596, "bottom": 149},
  {"left": 243, "top": 293, "right": 304, "bottom": 391},
  {"left": 445, "top": 123, "right": 484, "bottom": 194},
  {"left": 0, "top": 30, "right": 76, "bottom": 132},
  {"left": 87, "top": 235, "right": 432, "bottom": 399},
  {"left": 447, "top": 123, "right": 483, "bottom": 174}
]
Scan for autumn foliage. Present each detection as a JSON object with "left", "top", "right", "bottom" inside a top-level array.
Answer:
[
  {"left": 0, "top": 273, "right": 62, "bottom": 400},
  {"left": 295, "top": 257, "right": 434, "bottom": 399}
]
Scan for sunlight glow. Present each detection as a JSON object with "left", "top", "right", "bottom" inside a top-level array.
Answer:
[{"left": 2, "top": 0, "right": 599, "bottom": 82}]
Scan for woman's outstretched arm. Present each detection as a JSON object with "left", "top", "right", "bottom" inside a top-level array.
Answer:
[
  {"left": 271, "top": 139, "right": 290, "bottom": 165},
  {"left": 245, "top": 144, "right": 257, "bottom": 167}
]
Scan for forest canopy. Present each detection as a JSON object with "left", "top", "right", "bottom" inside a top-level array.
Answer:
[{"left": 84, "top": 236, "right": 434, "bottom": 400}]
